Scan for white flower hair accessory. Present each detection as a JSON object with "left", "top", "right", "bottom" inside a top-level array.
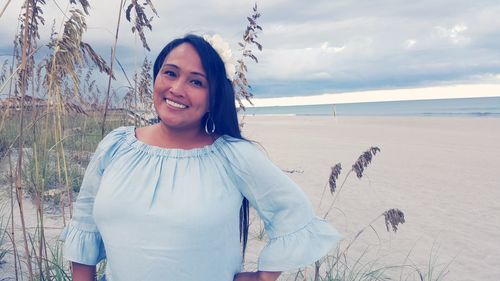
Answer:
[{"left": 202, "top": 34, "right": 236, "bottom": 82}]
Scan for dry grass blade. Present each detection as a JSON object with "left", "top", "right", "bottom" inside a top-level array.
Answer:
[
  {"left": 0, "top": 0, "right": 13, "bottom": 19},
  {"left": 80, "top": 42, "right": 113, "bottom": 77},
  {"left": 383, "top": 208, "right": 405, "bottom": 232}
]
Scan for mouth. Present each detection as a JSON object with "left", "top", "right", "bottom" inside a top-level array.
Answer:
[{"left": 164, "top": 98, "right": 188, "bottom": 109}]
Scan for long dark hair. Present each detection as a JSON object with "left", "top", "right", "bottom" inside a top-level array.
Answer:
[{"left": 153, "top": 34, "right": 250, "bottom": 259}]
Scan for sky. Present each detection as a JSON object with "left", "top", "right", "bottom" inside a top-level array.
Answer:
[{"left": 1, "top": 0, "right": 500, "bottom": 105}]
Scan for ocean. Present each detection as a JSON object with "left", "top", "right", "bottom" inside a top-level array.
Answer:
[{"left": 242, "top": 96, "right": 500, "bottom": 117}]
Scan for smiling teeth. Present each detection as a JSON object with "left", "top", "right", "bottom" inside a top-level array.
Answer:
[{"left": 165, "top": 99, "right": 187, "bottom": 109}]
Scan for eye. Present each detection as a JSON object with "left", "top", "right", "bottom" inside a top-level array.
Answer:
[
  {"left": 190, "top": 79, "right": 204, "bottom": 88},
  {"left": 163, "top": 70, "right": 177, "bottom": 78}
]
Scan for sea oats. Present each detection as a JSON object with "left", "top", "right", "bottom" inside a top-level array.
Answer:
[
  {"left": 125, "top": 0, "right": 158, "bottom": 52},
  {"left": 352, "top": 146, "right": 381, "bottom": 178},
  {"left": 234, "top": 3, "right": 263, "bottom": 110},
  {"left": 383, "top": 208, "right": 405, "bottom": 232},
  {"left": 69, "top": 0, "right": 91, "bottom": 15},
  {"left": 328, "top": 163, "right": 342, "bottom": 193}
]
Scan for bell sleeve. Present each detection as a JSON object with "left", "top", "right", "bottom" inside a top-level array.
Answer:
[
  {"left": 59, "top": 127, "right": 126, "bottom": 265},
  {"left": 227, "top": 140, "right": 342, "bottom": 272}
]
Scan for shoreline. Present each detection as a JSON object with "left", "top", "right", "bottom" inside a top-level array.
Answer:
[{"left": 240, "top": 96, "right": 500, "bottom": 118}]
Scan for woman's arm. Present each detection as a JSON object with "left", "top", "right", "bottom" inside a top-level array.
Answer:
[
  {"left": 71, "top": 262, "right": 97, "bottom": 281},
  {"left": 228, "top": 141, "right": 341, "bottom": 273},
  {"left": 234, "top": 271, "right": 281, "bottom": 281}
]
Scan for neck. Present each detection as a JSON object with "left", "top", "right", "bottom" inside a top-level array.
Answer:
[{"left": 154, "top": 122, "right": 213, "bottom": 149}]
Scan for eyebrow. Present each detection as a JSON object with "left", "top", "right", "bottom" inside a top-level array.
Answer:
[{"left": 162, "top": 63, "right": 206, "bottom": 78}]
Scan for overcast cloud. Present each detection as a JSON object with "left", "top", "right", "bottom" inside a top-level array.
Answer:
[{"left": 1, "top": 0, "right": 499, "bottom": 98}]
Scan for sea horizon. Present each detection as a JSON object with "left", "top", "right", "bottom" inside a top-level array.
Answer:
[{"left": 241, "top": 96, "right": 500, "bottom": 117}]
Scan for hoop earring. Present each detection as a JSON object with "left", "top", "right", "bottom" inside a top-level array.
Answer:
[{"left": 204, "top": 113, "right": 216, "bottom": 135}]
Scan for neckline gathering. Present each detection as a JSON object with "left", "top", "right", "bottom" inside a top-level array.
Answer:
[{"left": 121, "top": 126, "right": 228, "bottom": 158}]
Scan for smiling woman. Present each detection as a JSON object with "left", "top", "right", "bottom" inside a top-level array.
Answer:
[
  {"left": 152, "top": 43, "right": 211, "bottom": 140},
  {"left": 60, "top": 34, "right": 341, "bottom": 281}
]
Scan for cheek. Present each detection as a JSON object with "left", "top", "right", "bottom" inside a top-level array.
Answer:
[
  {"left": 152, "top": 81, "right": 161, "bottom": 97},
  {"left": 152, "top": 92, "right": 161, "bottom": 110},
  {"left": 152, "top": 89, "right": 161, "bottom": 101},
  {"left": 152, "top": 82, "right": 166, "bottom": 102},
  {"left": 152, "top": 88, "right": 165, "bottom": 113}
]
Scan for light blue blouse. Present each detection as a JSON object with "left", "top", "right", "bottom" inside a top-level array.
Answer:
[{"left": 61, "top": 126, "right": 341, "bottom": 281}]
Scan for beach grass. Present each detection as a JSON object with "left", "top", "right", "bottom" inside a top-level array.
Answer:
[{"left": 0, "top": 106, "right": 130, "bottom": 279}]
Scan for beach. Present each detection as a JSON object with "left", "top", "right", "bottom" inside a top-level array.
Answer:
[
  {"left": 241, "top": 115, "right": 500, "bottom": 281},
  {"left": 1, "top": 116, "right": 499, "bottom": 280}
]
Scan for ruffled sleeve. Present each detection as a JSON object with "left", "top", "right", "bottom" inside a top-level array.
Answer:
[
  {"left": 59, "top": 127, "right": 128, "bottom": 265},
  {"left": 224, "top": 139, "right": 342, "bottom": 272}
]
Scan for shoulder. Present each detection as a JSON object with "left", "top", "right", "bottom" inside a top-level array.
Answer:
[
  {"left": 99, "top": 126, "right": 132, "bottom": 145},
  {"left": 218, "top": 135, "right": 269, "bottom": 167},
  {"left": 219, "top": 135, "right": 262, "bottom": 155},
  {"left": 94, "top": 126, "right": 133, "bottom": 158},
  {"left": 81, "top": 126, "right": 133, "bottom": 175}
]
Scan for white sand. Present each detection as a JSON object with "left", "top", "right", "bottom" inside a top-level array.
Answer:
[{"left": 241, "top": 116, "right": 500, "bottom": 281}]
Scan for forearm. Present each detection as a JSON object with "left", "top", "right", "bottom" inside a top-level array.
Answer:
[
  {"left": 71, "top": 262, "right": 97, "bottom": 281},
  {"left": 234, "top": 271, "right": 281, "bottom": 281}
]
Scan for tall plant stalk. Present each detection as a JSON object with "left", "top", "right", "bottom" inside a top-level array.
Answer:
[
  {"left": 8, "top": 151, "right": 20, "bottom": 280},
  {"left": 101, "top": 0, "right": 125, "bottom": 137},
  {"left": 15, "top": 0, "right": 35, "bottom": 279},
  {"left": 234, "top": 3, "right": 263, "bottom": 110},
  {"left": 0, "top": 0, "right": 12, "bottom": 19}
]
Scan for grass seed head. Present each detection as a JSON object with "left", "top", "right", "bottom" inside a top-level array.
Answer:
[
  {"left": 383, "top": 208, "right": 405, "bottom": 232},
  {"left": 329, "top": 163, "right": 342, "bottom": 193},
  {"left": 352, "top": 146, "right": 381, "bottom": 178}
]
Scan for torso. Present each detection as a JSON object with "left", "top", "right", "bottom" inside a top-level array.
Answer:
[{"left": 92, "top": 127, "right": 243, "bottom": 281}]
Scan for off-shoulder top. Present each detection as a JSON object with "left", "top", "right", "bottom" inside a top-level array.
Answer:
[{"left": 61, "top": 126, "right": 341, "bottom": 281}]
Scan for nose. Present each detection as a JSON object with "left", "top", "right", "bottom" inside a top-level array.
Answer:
[{"left": 169, "top": 78, "right": 185, "bottom": 97}]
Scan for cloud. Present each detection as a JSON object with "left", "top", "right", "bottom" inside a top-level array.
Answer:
[
  {"left": 250, "top": 41, "right": 348, "bottom": 81},
  {"left": 405, "top": 39, "right": 417, "bottom": 48},
  {"left": 320, "top": 42, "right": 345, "bottom": 53},
  {"left": 1, "top": 0, "right": 499, "bottom": 98},
  {"left": 435, "top": 24, "right": 470, "bottom": 44}
]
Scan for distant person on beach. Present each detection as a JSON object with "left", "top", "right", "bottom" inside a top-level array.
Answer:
[{"left": 61, "top": 34, "right": 341, "bottom": 281}]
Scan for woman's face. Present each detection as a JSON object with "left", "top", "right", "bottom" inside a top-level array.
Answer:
[{"left": 153, "top": 43, "right": 210, "bottom": 132}]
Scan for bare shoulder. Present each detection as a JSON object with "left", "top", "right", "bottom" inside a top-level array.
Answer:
[{"left": 134, "top": 124, "right": 159, "bottom": 142}]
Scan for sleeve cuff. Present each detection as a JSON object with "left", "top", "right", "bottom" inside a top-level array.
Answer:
[
  {"left": 60, "top": 222, "right": 106, "bottom": 266},
  {"left": 258, "top": 217, "right": 342, "bottom": 272}
]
